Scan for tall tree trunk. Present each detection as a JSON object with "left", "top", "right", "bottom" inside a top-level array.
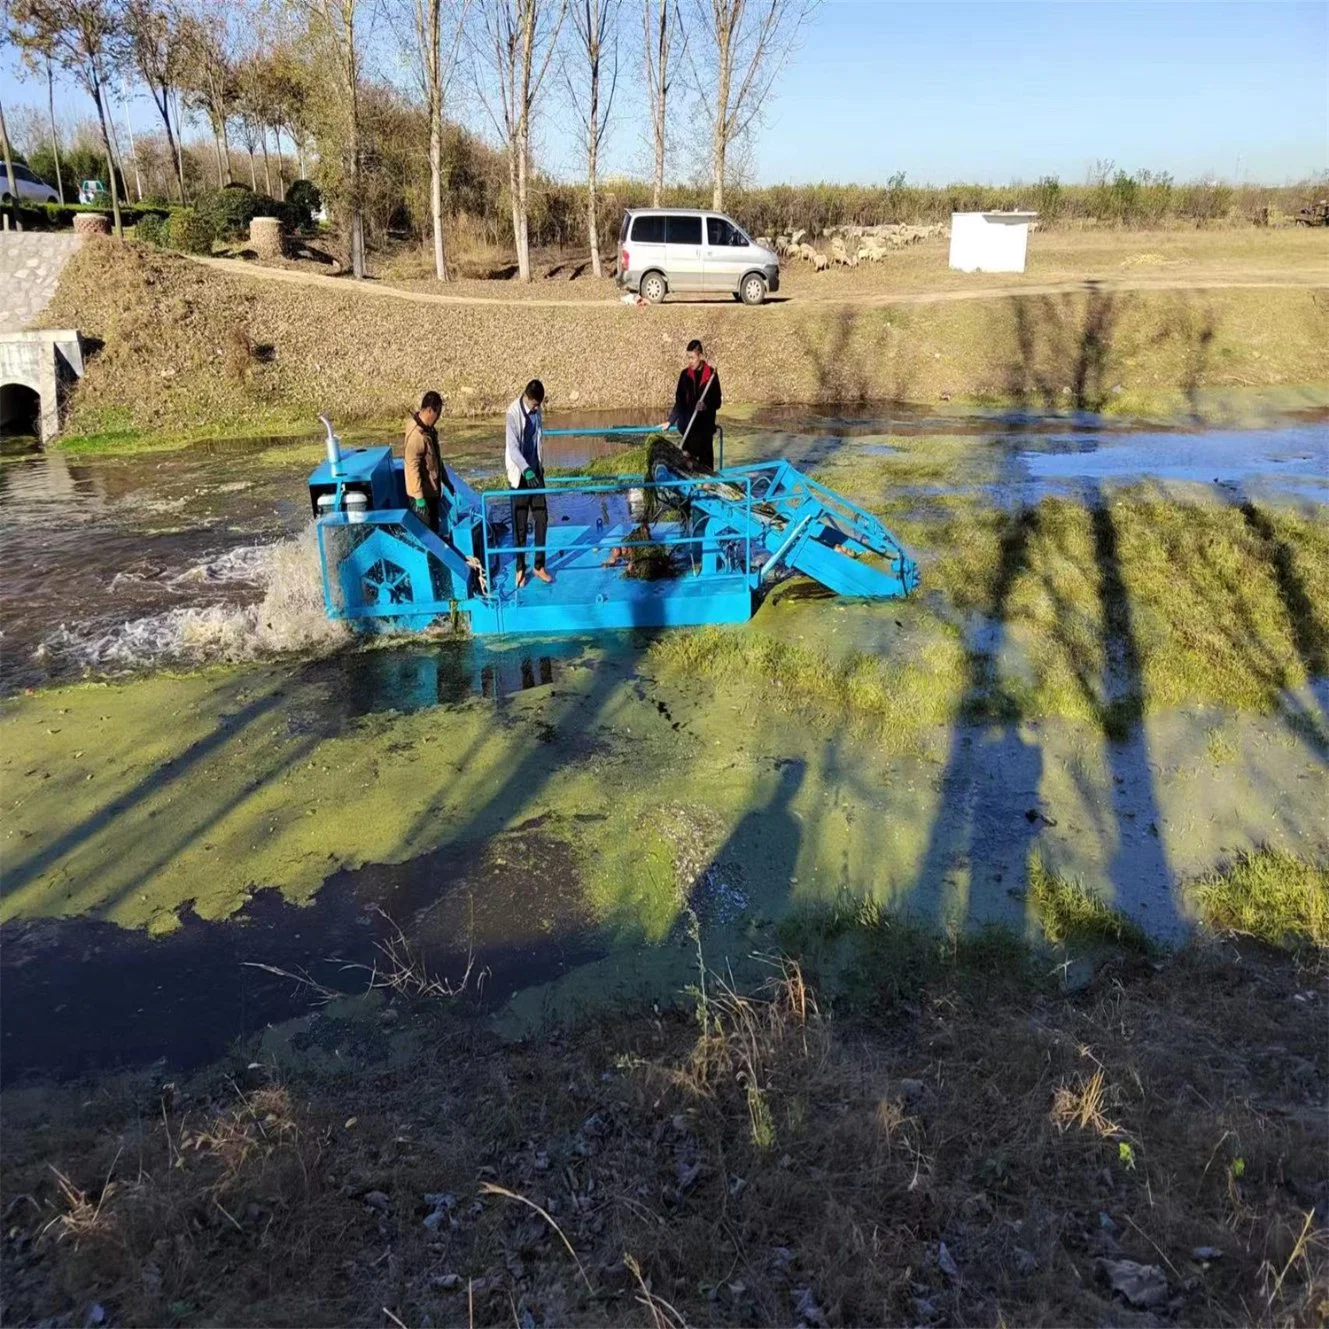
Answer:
[
  {"left": 587, "top": 166, "right": 600, "bottom": 277},
  {"left": 586, "top": 30, "right": 602, "bottom": 278},
  {"left": 161, "top": 106, "right": 184, "bottom": 203},
  {"left": 515, "top": 125, "right": 531, "bottom": 281},
  {"left": 428, "top": 113, "right": 447, "bottom": 280},
  {"left": 247, "top": 146, "right": 257, "bottom": 190},
  {"left": 348, "top": 113, "right": 365, "bottom": 278},
  {"left": 652, "top": 105, "right": 665, "bottom": 206},
  {"left": 711, "top": 23, "right": 731, "bottom": 211},
  {"left": 172, "top": 91, "right": 188, "bottom": 202},
  {"left": 296, "top": 135, "right": 307, "bottom": 178},
  {"left": 350, "top": 211, "right": 365, "bottom": 276},
  {"left": 507, "top": 147, "right": 523, "bottom": 281},
  {"left": 211, "top": 124, "right": 225, "bottom": 187},
  {"left": 273, "top": 128, "right": 286, "bottom": 199},
  {"left": 92, "top": 84, "right": 123, "bottom": 237},
  {"left": 46, "top": 59, "right": 65, "bottom": 204},
  {"left": 146, "top": 79, "right": 183, "bottom": 201},
  {"left": 649, "top": 0, "right": 667, "bottom": 207},
  {"left": 261, "top": 132, "right": 272, "bottom": 196}
]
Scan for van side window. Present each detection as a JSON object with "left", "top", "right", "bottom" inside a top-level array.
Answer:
[
  {"left": 666, "top": 214, "right": 702, "bottom": 244},
  {"left": 631, "top": 215, "right": 665, "bottom": 243},
  {"left": 707, "top": 217, "right": 735, "bottom": 246}
]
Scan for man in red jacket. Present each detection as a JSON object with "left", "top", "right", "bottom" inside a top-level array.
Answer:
[{"left": 660, "top": 339, "right": 722, "bottom": 470}]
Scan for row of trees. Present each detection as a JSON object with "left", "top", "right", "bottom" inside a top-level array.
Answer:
[
  {"left": 2, "top": 0, "right": 317, "bottom": 237},
  {"left": 2, "top": 0, "right": 819, "bottom": 280}
]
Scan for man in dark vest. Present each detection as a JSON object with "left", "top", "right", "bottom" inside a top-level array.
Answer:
[{"left": 661, "top": 339, "right": 722, "bottom": 470}]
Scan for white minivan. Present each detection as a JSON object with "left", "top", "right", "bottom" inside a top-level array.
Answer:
[
  {"left": 617, "top": 208, "right": 780, "bottom": 305},
  {"left": 1, "top": 162, "right": 60, "bottom": 205}
]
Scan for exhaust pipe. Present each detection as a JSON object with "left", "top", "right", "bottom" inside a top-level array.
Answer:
[{"left": 318, "top": 413, "right": 344, "bottom": 477}]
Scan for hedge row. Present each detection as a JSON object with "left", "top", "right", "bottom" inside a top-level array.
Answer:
[{"left": 3, "top": 181, "right": 321, "bottom": 241}]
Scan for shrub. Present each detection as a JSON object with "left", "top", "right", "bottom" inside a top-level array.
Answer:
[
  {"left": 285, "top": 178, "right": 322, "bottom": 230},
  {"left": 165, "top": 208, "right": 216, "bottom": 254},
  {"left": 134, "top": 212, "right": 168, "bottom": 247},
  {"left": 193, "top": 185, "right": 292, "bottom": 240}
]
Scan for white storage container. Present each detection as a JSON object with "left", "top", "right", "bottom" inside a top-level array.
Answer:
[{"left": 948, "top": 211, "right": 1038, "bottom": 273}]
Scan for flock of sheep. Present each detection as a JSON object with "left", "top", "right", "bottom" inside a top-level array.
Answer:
[{"left": 754, "top": 222, "right": 949, "bottom": 270}]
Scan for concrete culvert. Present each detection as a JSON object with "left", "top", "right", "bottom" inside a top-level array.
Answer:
[{"left": 0, "top": 381, "right": 41, "bottom": 441}]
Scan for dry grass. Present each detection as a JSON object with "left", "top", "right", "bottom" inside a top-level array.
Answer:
[
  {"left": 38, "top": 236, "right": 1329, "bottom": 443},
  {"left": 3, "top": 929, "right": 1325, "bottom": 1328}
]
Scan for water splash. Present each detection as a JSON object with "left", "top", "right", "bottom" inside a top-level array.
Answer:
[{"left": 36, "top": 526, "right": 349, "bottom": 673}]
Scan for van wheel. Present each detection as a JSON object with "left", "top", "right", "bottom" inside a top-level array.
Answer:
[
  {"left": 740, "top": 274, "right": 766, "bottom": 306},
  {"left": 640, "top": 271, "right": 667, "bottom": 304}
]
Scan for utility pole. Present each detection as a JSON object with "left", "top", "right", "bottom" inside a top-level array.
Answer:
[{"left": 121, "top": 78, "right": 143, "bottom": 201}]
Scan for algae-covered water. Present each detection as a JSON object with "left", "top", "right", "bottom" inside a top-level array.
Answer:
[{"left": 2, "top": 404, "right": 1326, "bottom": 1080}]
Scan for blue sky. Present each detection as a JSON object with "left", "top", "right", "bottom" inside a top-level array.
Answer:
[
  {"left": 745, "top": 0, "right": 1328, "bottom": 184},
  {"left": 2, "top": 0, "right": 1325, "bottom": 185}
]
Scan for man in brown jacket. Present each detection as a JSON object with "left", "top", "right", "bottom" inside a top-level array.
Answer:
[{"left": 403, "top": 390, "right": 452, "bottom": 532}]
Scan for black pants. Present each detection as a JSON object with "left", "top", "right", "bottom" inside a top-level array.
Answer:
[
  {"left": 681, "top": 420, "right": 716, "bottom": 471},
  {"left": 411, "top": 496, "right": 440, "bottom": 532},
  {"left": 512, "top": 476, "right": 548, "bottom": 573}
]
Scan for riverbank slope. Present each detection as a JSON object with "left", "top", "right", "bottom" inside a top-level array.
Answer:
[{"left": 39, "top": 236, "right": 1329, "bottom": 444}]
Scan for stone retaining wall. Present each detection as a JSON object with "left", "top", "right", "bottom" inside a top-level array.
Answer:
[{"left": 0, "top": 233, "right": 83, "bottom": 332}]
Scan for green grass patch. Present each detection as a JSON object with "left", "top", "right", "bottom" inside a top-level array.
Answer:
[
  {"left": 1028, "top": 855, "right": 1153, "bottom": 951},
  {"left": 1190, "top": 849, "right": 1329, "bottom": 948},
  {"left": 652, "top": 623, "right": 966, "bottom": 738}
]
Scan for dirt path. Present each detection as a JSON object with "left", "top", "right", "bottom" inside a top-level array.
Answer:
[{"left": 191, "top": 253, "right": 1328, "bottom": 311}]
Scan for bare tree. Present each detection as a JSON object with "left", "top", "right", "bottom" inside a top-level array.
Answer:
[
  {"left": 125, "top": 0, "right": 187, "bottom": 202},
  {"left": 472, "top": 0, "right": 566, "bottom": 282},
  {"left": 12, "top": 0, "right": 127, "bottom": 234},
  {"left": 291, "top": 0, "right": 372, "bottom": 278},
  {"left": 295, "top": 0, "right": 368, "bottom": 275},
  {"left": 687, "top": 0, "right": 816, "bottom": 210},
  {"left": 257, "top": 43, "right": 310, "bottom": 188},
  {"left": 178, "top": 6, "right": 236, "bottom": 187},
  {"left": 642, "top": 0, "right": 677, "bottom": 206},
  {"left": 390, "top": 0, "right": 468, "bottom": 280},
  {"left": 563, "top": 0, "right": 619, "bottom": 276}
]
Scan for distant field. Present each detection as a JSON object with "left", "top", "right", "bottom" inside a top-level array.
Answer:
[{"left": 356, "top": 225, "right": 1327, "bottom": 305}]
